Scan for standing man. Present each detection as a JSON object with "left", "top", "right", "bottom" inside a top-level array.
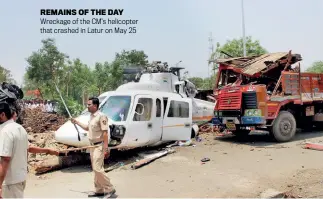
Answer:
[
  {"left": 0, "top": 102, "right": 59, "bottom": 198},
  {"left": 71, "top": 97, "right": 116, "bottom": 198}
]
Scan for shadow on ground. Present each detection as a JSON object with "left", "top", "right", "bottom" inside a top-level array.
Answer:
[
  {"left": 58, "top": 142, "right": 173, "bottom": 174},
  {"left": 215, "top": 129, "right": 323, "bottom": 147}
]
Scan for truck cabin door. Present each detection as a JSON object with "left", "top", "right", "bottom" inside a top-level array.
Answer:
[
  {"left": 126, "top": 94, "right": 153, "bottom": 147},
  {"left": 161, "top": 98, "right": 192, "bottom": 141}
]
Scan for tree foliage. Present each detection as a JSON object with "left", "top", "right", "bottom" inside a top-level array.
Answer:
[
  {"left": 188, "top": 73, "right": 217, "bottom": 90},
  {"left": 23, "top": 38, "right": 148, "bottom": 117},
  {"left": 216, "top": 36, "right": 268, "bottom": 58},
  {"left": 26, "top": 38, "right": 68, "bottom": 91},
  {"left": 306, "top": 61, "right": 323, "bottom": 73},
  {"left": 0, "top": 65, "right": 15, "bottom": 83}
]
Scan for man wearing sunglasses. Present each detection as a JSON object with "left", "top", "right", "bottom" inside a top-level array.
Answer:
[{"left": 71, "top": 97, "right": 115, "bottom": 198}]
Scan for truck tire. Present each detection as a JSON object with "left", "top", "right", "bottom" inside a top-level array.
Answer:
[{"left": 271, "top": 111, "right": 296, "bottom": 142}]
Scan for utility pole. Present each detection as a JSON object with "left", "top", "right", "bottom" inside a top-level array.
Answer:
[
  {"left": 208, "top": 32, "right": 215, "bottom": 88},
  {"left": 241, "top": 0, "right": 246, "bottom": 57}
]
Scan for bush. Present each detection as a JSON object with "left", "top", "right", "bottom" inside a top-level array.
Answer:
[{"left": 57, "top": 97, "right": 84, "bottom": 117}]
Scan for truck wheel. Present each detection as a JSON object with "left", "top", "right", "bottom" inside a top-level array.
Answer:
[{"left": 271, "top": 111, "right": 296, "bottom": 142}]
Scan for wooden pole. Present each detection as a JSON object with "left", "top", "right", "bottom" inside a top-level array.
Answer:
[{"left": 272, "top": 50, "right": 292, "bottom": 95}]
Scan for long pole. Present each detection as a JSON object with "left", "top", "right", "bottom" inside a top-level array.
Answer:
[
  {"left": 241, "top": 0, "right": 246, "bottom": 57},
  {"left": 208, "top": 32, "right": 214, "bottom": 88},
  {"left": 54, "top": 82, "right": 81, "bottom": 141}
]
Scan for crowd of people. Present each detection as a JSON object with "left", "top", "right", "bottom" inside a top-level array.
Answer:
[{"left": 19, "top": 99, "right": 58, "bottom": 113}]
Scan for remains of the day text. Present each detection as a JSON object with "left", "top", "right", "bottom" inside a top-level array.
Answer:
[{"left": 39, "top": 9, "right": 139, "bottom": 35}]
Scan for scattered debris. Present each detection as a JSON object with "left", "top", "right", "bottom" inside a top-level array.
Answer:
[
  {"left": 260, "top": 188, "right": 284, "bottom": 198},
  {"left": 177, "top": 140, "right": 192, "bottom": 146},
  {"left": 195, "top": 136, "right": 202, "bottom": 142},
  {"left": 58, "top": 145, "right": 100, "bottom": 156},
  {"left": 27, "top": 131, "right": 74, "bottom": 173},
  {"left": 201, "top": 158, "right": 210, "bottom": 162},
  {"left": 166, "top": 142, "right": 179, "bottom": 148},
  {"left": 30, "top": 153, "right": 90, "bottom": 175},
  {"left": 166, "top": 140, "right": 192, "bottom": 147},
  {"left": 255, "top": 146, "right": 289, "bottom": 149},
  {"left": 260, "top": 189, "right": 301, "bottom": 198},
  {"left": 131, "top": 149, "right": 175, "bottom": 170},
  {"left": 19, "top": 108, "right": 83, "bottom": 174},
  {"left": 105, "top": 162, "right": 125, "bottom": 173},
  {"left": 303, "top": 142, "right": 323, "bottom": 151},
  {"left": 199, "top": 124, "right": 218, "bottom": 134},
  {"left": 282, "top": 191, "right": 302, "bottom": 198},
  {"left": 21, "top": 107, "right": 67, "bottom": 134}
]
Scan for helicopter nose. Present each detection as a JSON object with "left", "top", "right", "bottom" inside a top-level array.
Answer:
[{"left": 54, "top": 121, "right": 88, "bottom": 147}]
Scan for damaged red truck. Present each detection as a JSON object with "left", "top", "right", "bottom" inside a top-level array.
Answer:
[{"left": 213, "top": 51, "right": 323, "bottom": 142}]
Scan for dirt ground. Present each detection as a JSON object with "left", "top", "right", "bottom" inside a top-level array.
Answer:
[{"left": 24, "top": 130, "right": 323, "bottom": 198}]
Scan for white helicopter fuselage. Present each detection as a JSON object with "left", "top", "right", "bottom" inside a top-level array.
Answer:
[{"left": 54, "top": 71, "right": 215, "bottom": 150}]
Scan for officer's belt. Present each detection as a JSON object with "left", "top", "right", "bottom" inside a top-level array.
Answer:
[{"left": 90, "top": 141, "right": 103, "bottom": 145}]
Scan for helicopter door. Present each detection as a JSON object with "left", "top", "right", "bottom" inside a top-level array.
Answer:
[
  {"left": 126, "top": 94, "right": 153, "bottom": 146},
  {"left": 161, "top": 98, "right": 192, "bottom": 141},
  {"left": 149, "top": 97, "right": 163, "bottom": 143}
]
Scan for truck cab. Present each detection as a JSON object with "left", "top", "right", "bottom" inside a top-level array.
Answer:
[{"left": 214, "top": 70, "right": 268, "bottom": 136}]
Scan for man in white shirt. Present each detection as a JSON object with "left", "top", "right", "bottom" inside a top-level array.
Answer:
[
  {"left": 0, "top": 102, "right": 60, "bottom": 198},
  {"left": 46, "top": 102, "right": 53, "bottom": 113}
]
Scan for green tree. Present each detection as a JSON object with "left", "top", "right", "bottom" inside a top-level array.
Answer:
[
  {"left": 188, "top": 77, "right": 204, "bottom": 89},
  {"left": 207, "top": 36, "right": 267, "bottom": 88},
  {"left": 23, "top": 38, "right": 150, "bottom": 116},
  {"left": 92, "top": 49, "right": 149, "bottom": 94},
  {"left": 202, "top": 74, "right": 217, "bottom": 90},
  {"left": 212, "top": 36, "right": 267, "bottom": 59},
  {"left": 115, "top": 49, "right": 148, "bottom": 66},
  {"left": 0, "top": 65, "right": 15, "bottom": 83},
  {"left": 115, "top": 49, "right": 149, "bottom": 85},
  {"left": 188, "top": 74, "right": 217, "bottom": 90},
  {"left": 66, "top": 58, "right": 96, "bottom": 104},
  {"left": 93, "top": 61, "right": 110, "bottom": 94},
  {"left": 25, "top": 38, "right": 69, "bottom": 97},
  {"left": 306, "top": 61, "right": 323, "bottom": 73}
]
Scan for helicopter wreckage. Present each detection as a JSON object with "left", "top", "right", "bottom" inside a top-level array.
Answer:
[{"left": 54, "top": 61, "right": 216, "bottom": 150}]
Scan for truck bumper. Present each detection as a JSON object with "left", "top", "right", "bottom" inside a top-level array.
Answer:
[{"left": 241, "top": 116, "right": 266, "bottom": 125}]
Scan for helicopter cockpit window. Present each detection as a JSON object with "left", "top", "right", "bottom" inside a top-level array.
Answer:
[
  {"left": 100, "top": 96, "right": 131, "bottom": 121},
  {"left": 133, "top": 98, "right": 152, "bottom": 121}
]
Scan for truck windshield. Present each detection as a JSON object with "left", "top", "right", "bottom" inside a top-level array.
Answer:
[
  {"left": 100, "top": 95, "right": 131, "bottom": 121},
  {"left": 217, "top": 69, "right": 240, "bottom": 89}
]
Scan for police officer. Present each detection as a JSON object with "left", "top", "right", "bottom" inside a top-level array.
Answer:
[{"left": 71, "top": 97, "right": 116, "bottom": 198}]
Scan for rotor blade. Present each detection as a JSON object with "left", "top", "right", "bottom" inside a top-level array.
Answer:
[{"left": 54, "top": 82, "right": 81, "bottom": 141}]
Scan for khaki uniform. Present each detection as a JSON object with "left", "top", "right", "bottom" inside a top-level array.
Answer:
[{"left": 88, "top": 111, "right": 114, "bottom": 194}]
